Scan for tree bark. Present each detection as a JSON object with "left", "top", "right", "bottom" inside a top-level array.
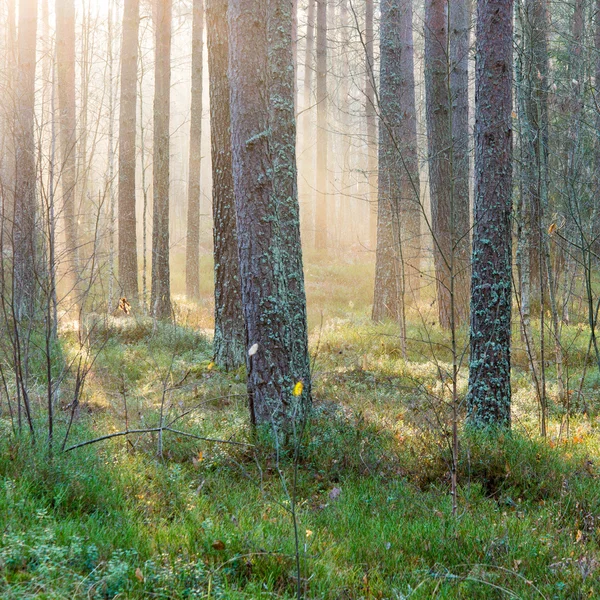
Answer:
[
  {"left": 373, "top": 0, "right": 420, "bottom": 323},
  {"left": 56, "top": 0, "right": 79, "bottom": 290},
  {"left": 467, "top": 0, "right": 513, "bottom": 428},
  {"left": 118, "top": 0, "right": 140, "bottom": 304},
  {"left": 228, "top": 0, "right": 311, "bottom": 429},
  {"left": 186, "top": 0, "right": 204, "bottom": 301},
  {"left": 207, "top": 0, "right": 245, "bottom": 369},
  {"left": 13, "top": 0, "right": 38, "bottom": 319},
  {"left": 365, "top": 0, "right": 377, "bottom": 250},
  {"left": 424, "top": 0, "right": 471, "bottom": 329},
  {"left": 151, "top": 0, "right": 172, "bottom": 319},
  {"left": 314, "top": 0, "right": 328, "bottom": 249}
]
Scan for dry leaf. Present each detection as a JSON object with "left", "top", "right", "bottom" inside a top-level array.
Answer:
[
  {"left": 135, "top": 567, "right": 144, "bottom": 582},
  {"left": 548, "top": 222, "right": 557, "bottom": 234},
  {"left": 212, "top": 540, "right": 226, "bottom": 551},
  {"left": 248, "top": 343, "right": 259, "bottom": 357}
]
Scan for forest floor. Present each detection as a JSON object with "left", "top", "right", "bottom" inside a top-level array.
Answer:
[{"left": 2, "top": 250, "right": 600, "bottom": 598}]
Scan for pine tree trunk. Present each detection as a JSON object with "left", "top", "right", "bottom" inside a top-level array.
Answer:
[
  {"left": 207, "top": 0, "right": 245, "bottom": 369},
  {"left": 314, "top": 0, "right": 328, "bottom": 249},
  {"left": 365, "top": 0, "right": 377, "bottom": 250},
  {"left": 186, "top": 0, "right": 204, "bottom": 301},
  {"left": 13, "top": 0, "right": 38, "bottom": 319},
  {"left": 467, "top": 0, "right": 513, "bottom": 428},
  {"left": 56, "top": 0, "right": 79, "bottom": 290},
  {"left": 425, "top": 0, "right": 470, "bottom": 329},
  {"left": 151, "top": 0, "right": 172, "bottom": 320},
  {"left": 118, "top": 0, "right": 140, "bottom": 304},
  {"left": 373, "top": 0, "right": 420, "bottom": 323},
  {"left": 228, "top": 0, "right": 311, "bottom": 429}
]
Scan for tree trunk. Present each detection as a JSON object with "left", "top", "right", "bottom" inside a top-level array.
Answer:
[
  {"left": 186, "top": 0, "right": 204, "bottom": 301},
  {"left": 228, "top": 0, "right": 311, "bottom": 429},
  {"left": 56, "top": 0, "right": 79, "bottom": 290},
  {"left": 13, "top": 0, "right": 38, "bottom": 319},
  {"left": 118, "top": 0, "right": 140, "bottom": 304},
  {"left": 424, "top": 0, "right": 470, "bottom": 329},
  {"left": 365, "top": 0, "right": 377, "bottom": 250},
  {"left": 467, "top": 0, "right": 513, "bottom": 428},
  {"left": 151, "top": 0, "right": 172, "bottom": 320},
  {"left": 373, "top": 0, "right": 421, "bottom": 323},
  {"left": 314, "top": 0, "right": 328, "bottom": 249},
  {"left": 207, "top": 0, "right": 245, "bottom": 369}
]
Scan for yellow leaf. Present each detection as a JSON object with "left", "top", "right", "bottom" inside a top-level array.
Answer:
[
  {"left": 548, "top": 222, "right": 557, "bottom": 234},
  {"left": 576, "top": 529, "right": 584, "bottom": 543},
  {"left": 293, "top": 381, "right": 304, "bottom": 396},
  {"left": 207, "top": 362, "right": 215, "bottom": 371},
  {"left": 305, "top": 529, "right": 313, "bottom": 538},
  {"left": 511, "top": 111, "right": 517, "bottom": 119}
]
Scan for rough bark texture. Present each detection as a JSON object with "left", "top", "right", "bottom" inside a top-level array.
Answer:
[
  {"left": 151, "top": 0, "right": 172, "bottom": 320},
  {"left": 365, "top": 0, "right": 378, "bottom": 249},
  {"left": 268, "top": 0, "right": 312, "bottom": 406},
  {"left": 424, "top": 0, "right": 471, "bottom": 329},
  {"left": 467, "top": 0, "right": 513, "bottom": 428},
  {"left": 118, "top": 0, "right": 140, "bottom": 304},
  {"left": 186, "top": 0, "right": 204, "bottom": 301},
  {"left": 373, "top": 0, "right": 421, "bottom": 322},
  {"left": 207, "top": 0, "right": 245, "bottom": 370},
  {"left": 13, "top": 0, "right": 38, "bottom": 319},
  {"left": 314, "top": 0, "right": 328, "bottom": 249},
  {"left": 56, "top": 0, "right": 79, "bottom": 288},
  {"left": 228, "top": 0, "right": 311, "bottom": 429}
]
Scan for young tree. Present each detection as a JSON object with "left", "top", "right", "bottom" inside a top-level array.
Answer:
[
  {"left": 206, "top": 0, "right": 245, "bottom": 369},
  {"left": 13, "top": 0, "right": 38, "bottom": 319},
  {"left": 228, "top": 0, "right": 311, "bottom": 428},
  {"left": 424, "top": 0, "right": 471, "bottom": 329},
  {"left": 314, "top": 0, "right": 328, "bottom": 249},
  {"left": 373, "top": 0, "right": 420, "bottom": 323},
  {"left": 186, "top": 0, "right": 204, "bottom": 301},
  {"left": 56, "top": 0, "right": 79, "bottom": 289},
  {"left": 118, "top": 0, "right": 140, "bottom": 304},
  {"left": 151, "top": 0, "right": 172, "bottom": 319},
  {"left": 467, "top": 0, "right": 513, "bottom": 428}
]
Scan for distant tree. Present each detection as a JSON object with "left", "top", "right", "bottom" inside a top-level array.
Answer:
[
  {"left": 228, "top": 0, "right": 311, "bottom": 428},
  {"left": 13, "top": 0, "right": 38, "bottom": 319},
  {"left": 186, "top": 0, "right": 204, "bottom": 301},
  {"left": 424, "top": 0, "right": 471, "bottom": 329},
  {"left": 365, "top": 0, "right": 377, "bottom": 249},
  {"left": 56, "top": 0, "right": 79, "bottom": 288},
  {"left": 151, "top": 0, "right": 172, "bottom": 320},
  {"left": 314, "top": 0, "right": 328, "bottom": 249},
  {"left": 467, "top": 0, "right": 513, "bottom": 428},
  {"left": 373, "top": 0, "right": 420, "bottom": 324},
  {"left": 118, "top": 0, "right": 140, "bottom": 304},
  {"left": 206, "top": 0, "right": 245, "bottom": 369}
]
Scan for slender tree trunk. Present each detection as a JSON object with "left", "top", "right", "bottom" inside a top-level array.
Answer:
[
  {"left": 207, "top": 0, "right": 245, "bottom": 369},
  {"left": 314, "top": 0, "right": 328, "bottom": 249},
  {"left": 365, "top": 0, "right": 377, "bottom": 250},
  {"left": 118, "top": 0, "right": 140, "bottom": 304},
  {"left": 151, "top": 0, "right": 172, "bottom": 320},
  {"left": 228, "top": 0, "right": 311, "bottom": 428},
  {"left": 186, "top": 0, "right": 204, "bottom": 301},
  {"left": 13, "top": 0, "right": 38, "bottom": 319},
  {"left": 373, "top": 0, "right": 421, "bottom": 324},
  {"left": 467, "top": 0, "right": 513, "bottom": 428},
  {"left": 425, "top": 0, "right": 470, "bottom": 329},
  {"left": 56, "top": 0, "right": 79, "bottom": 291}
]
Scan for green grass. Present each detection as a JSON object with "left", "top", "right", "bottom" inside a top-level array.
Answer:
[{"left": 2, "top": 252, "right": 600, "bottom": 598}]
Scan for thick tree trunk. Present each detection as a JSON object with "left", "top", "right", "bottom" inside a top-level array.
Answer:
[
  {"left": 365, "top": 0, "right": 377, "bottom": 250},
  {"left": 207, "top": 0, "right": 245, "bottom": 369},
  {"left": 467, "top": 0, "right": 513, "bottom": 428},
  {"left": 228, "top": 0, "right": 311, "bottom": 429},
  {"left": 151, "top": 0, "right": 172, "bottom": 319},
  {"left": 373, "top": 0, "right": 421, "bottom": 323},
  {"left": 424, "top": 0, "right": 470, "bottom": 329},
  {"left": 56, "top": 0, "right": 79, "bottom": 290},
  {"left": 118, "top": 0, "right": 140, "bottom": 304},
  {"left": 269, "top": 0, "right": 312, "bottom": 406},
  {"left": 314, "top": 0, "right": 328, "bottom": 249},
  {"left": 13, "top": 0, "right": 38, "bottom": 319},
  {"left": 186, "top": 0, "right": 204, "bottom": 301}
]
